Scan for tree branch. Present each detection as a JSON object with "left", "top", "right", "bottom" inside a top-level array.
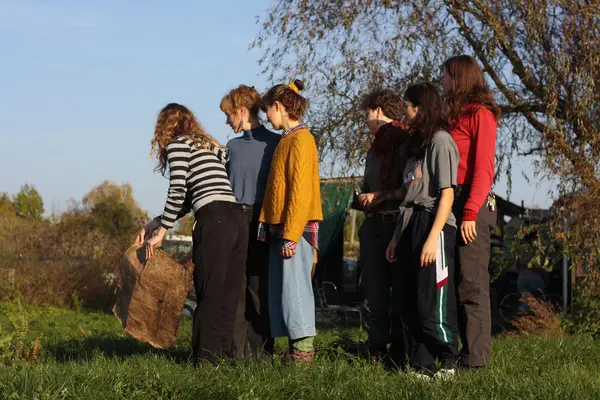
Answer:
[
  {"left": 456, "top": 0, "right": 567, "bottom": 117},
  {"left": 447, "top": 1, "right": 599, "bottom": 192},
  {"left": 517, "top": 147, "right": 542, "bottom": 157},
  {"left": 445, "top": 4, "right": 529, "bottom": 115},
  {"left": 500, "top": 103, "right": 548, "bottom": 117}
]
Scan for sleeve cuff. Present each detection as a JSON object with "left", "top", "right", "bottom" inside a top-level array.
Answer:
[
  {"left": 160, "top": 219, "right": 173, "bottom": 230},
  {"left": 462, "top": 209, "right": 478, "bottom": 221},
  {"left": 283, "top": 232, "right": 303, "bottom": 243},
  {"left": 283, "top": 240, "right": 298, "bottom": 251}
]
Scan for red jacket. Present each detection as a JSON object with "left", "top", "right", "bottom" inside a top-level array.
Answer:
[{"left": 449, "top": 105, "right": 497, "bottom": 221}]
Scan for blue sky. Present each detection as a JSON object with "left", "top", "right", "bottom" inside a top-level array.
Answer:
[{"left": 0, "top": 0, "right": 553, "bottom": 218}]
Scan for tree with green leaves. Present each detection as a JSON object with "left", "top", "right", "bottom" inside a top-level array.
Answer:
[
  {"left": 83, "top": 181, "right": 148, "bottom": 239},
  {"left": 253, "top": 0, "right": 600, "bottom": 264},
  {"left": 0, "top": 193, "right": 15, "bottom": 218},
  {"left": 12, "top": 184, "right": 44, "bottom": 221}
]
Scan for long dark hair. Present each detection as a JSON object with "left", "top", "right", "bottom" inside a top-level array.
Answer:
[
  {"left": 443, "top": 55, "right": 501, "bottom": 124},
  {"left": 404, "top": 83, "right": 445, "bottom": 159}
]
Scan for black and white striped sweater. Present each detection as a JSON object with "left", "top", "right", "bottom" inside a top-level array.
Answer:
[{"left": 159, "top": 136, "right": 235, "bottom": 229}]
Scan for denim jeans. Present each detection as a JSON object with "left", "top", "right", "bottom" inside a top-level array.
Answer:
[{"left": 268, "top": 238, "right": 316, "bottom": 340}]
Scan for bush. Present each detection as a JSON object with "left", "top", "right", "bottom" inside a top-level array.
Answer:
[
  {"left": 0, "top": 301, "right": 42, "bottom": 366},
  {"left": 506, "top": 295, "right": 564, "bottom": 338},
  {"left": 0, "top": 212, "right": 130, "bottom": 311},
  {"left": 0, "top": 180, "right": 149, "bottom": 311},
  {"left": 563, "top": 273, "right": 600, "bottom": 337}
]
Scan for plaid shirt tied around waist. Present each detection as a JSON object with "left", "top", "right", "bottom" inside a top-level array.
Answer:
[{"left": 257, "top": 221, "right": 320, "bottom": 251}]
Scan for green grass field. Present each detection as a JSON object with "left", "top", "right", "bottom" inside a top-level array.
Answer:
[{"left": 1, "top": 302, "right": 599, "bottom": 399}]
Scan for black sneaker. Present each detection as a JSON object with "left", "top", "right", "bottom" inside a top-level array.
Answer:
[{"left": 441, "top": 358, "right": 457, "bottom": 370}]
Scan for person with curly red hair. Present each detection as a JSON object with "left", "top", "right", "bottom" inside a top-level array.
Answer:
[{"left": 220, "top": 85, "right": 280, "bottom": 358}]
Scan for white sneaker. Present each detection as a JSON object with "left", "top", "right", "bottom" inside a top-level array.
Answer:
[
  {"left": 434, "top": 368, "right": 456, "bottom": 380},
  {"left": 407, "top": 370, "right": 433, "bottom": 381}
]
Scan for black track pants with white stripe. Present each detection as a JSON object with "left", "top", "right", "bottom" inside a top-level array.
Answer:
[{"left": 392, "top": 209, "right": 459, "bottom": 371}]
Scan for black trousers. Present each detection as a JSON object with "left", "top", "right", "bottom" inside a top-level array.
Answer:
[
  {"left": 232, "top": 205, "right": 274, "bottom": 358},
  {"left": 453, "top": 185, "right": 497, "bottom": 367},
  {"left": 392, "top": 209, "right": 459, "bottom": 371},
  {"left": 358, "top": 215, "right": 396, "bottom": 351},
  {"left": 191, "top": 201, "right": 248, "bottom": 364}
]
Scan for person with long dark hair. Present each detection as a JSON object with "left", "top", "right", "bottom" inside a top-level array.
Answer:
[
  {"left": 442, "top": 55, "right": 500, "bottom": 368},
  {"left": 384, "top": 83, "right": 460, "bottom": 379},
  {"left": 220, "top": 85, "right": 280, "bottom": 358},
  {"left": 137, "top": 103, "right": 248, "bottom": 365},
  {"left": 355, "top": 89, "right": 410, "bottom": 361}
]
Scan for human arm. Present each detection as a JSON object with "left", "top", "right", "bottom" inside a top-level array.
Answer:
[
  {"left": 213, "top": 144, "right": 229, "bottom": 166},
  {"left": 358, "top": 192, "right": 380, "bottom": 208},
  {"left": 281, "top": 133, "right": 319, "bottom": 256},
  {"left": 370, "top": 186, "right": 406, "bottom": 208},
  {"left": 421, "top": 188, "right": 454, "bottom": 267},
  {"left": 282, "top": 139, "right": 313, "bottom": 241},
  {"left": 421, "top": 132, "right": 459, "bottom": 266},
  {"left": 137, "top": 190, "right": 193, "bottom": 245},
  {"left": 144, "top": 140, "right": 190, "bottom": 259},
  {"left": 463, "top": 108, "right": 497, "bottom": 221}
]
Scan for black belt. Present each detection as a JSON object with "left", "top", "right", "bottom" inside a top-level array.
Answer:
[
  {"left": 240, "top": 203, "right": 261, "bottom": 212},
  {"left": 366, "top": 211, "right": 399, "bottom": 223}
]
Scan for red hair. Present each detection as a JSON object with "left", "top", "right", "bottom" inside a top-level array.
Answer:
[{"left": 220, "top": 85, "right": 261, "bottom": 116}]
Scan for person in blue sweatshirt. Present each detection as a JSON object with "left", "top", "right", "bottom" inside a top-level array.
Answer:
[{"left": 220, "top": 85, "right": 281, "bottom": 358}]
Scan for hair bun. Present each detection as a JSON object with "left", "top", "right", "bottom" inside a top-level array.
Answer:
[{"left": 293, "top": 79, "right": 305, "bottom": 92}]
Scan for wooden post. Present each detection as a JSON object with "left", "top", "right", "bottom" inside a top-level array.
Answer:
[
  {"left": 562, "top": 216, "right": 569, "bottom": 312},
  {"left": 349, "top": 209, "right": 357, "bottom": 246},
  {"left": 8, "top": 268, "right": 15, "bottom": 291}
]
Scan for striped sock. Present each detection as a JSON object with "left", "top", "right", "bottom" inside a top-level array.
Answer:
[{"left": 290, "top": 337, "right": 314, "bottom": 353}]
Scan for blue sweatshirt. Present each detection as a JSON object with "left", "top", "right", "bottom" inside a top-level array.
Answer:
[{"left": 226, "top": 125, "right": 280, "bottom": 205}]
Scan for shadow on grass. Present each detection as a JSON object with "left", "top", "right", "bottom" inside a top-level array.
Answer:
[
  {"left": 320, "top": 331, "right": 365, "bottom": 357},
  {"left": 315, "top": 313, "right": 363, "bottom": 332},
  {"left": 315, "top": 314, "right": 514, "bottom": 365},
  {"left": 47, "top": 337, "right": 193, "bottom": 364},
  {"left": 315, "top": 330, "right": 405, "bottom": 372},
  {"left": 312, "top": 327, "right": 375, "bottom": 364},
  {"left": 45, "top": 316, "right": 515, "bottom": 366}
]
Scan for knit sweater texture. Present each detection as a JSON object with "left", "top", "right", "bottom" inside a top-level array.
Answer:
[{"left": 259, "top": 127, "right": 323, "bottom": 242}]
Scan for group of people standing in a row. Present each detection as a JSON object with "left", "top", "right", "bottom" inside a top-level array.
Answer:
[
  {"left": 138, "top": 80, "right": 322, "bottom": 364},
  {"left": 355, "top": 55, "right": 498, "bottom": 379},
  {"left": 138, "top": 54, "right": 498, "bottom": 379}
]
